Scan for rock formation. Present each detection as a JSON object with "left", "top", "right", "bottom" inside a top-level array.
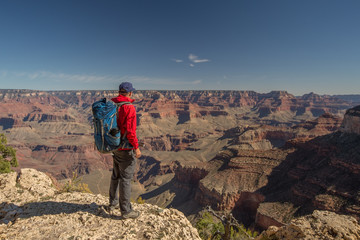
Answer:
[
  {"left": 0, "top": 89, "right": 353, "bottom": 180},
  {"left": 169, "top": 147, "right": 292, "bottom": 226},
  {"left": 1, "top": 89, "right": 360, "bottom": 234},
  {"left": 340, "top": 105, "right": 360, "bottom": 135},
  {"left": 257, "top": 210, "right": 360, "bottom": 240},
  {"left": 2, "top": 169, "right": 359, "bottom": 240},
  {"left": 140, "top": 106, "right": 360, "bottom": 232},
  {"left": 0, "top": 169, "right": 200, "bottom": 240},
  {"left": 256, "top": 105, "right": 360, "bottom": 229}
]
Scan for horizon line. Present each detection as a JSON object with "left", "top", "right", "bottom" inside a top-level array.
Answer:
[{"left": 0, "top": 88, "right": 359, "bottom": 97}]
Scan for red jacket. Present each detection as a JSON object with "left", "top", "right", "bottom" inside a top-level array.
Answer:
[{"left": 111, "top": 95, "right": 139, "bottom": 150}]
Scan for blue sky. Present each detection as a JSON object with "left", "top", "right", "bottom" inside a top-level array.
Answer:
[{"left": 0, "top": 0, "right": 359, "bottom": 95}]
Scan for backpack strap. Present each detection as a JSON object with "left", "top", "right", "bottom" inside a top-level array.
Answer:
[
  {"left": 116, "top": 101, "right": 132, "bottom": 108},
  {"left": 115, "top": 101, "right": 132, "bottom": 139},
  {"left": 115, "top": 101, "right": 132, "bottom": 116}
]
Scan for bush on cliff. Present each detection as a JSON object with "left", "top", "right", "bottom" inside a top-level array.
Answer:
[
  {"left": 196, "top": 211, "right": 258, "bottom": 240},
  {"left": 196, "top": 212, "right": 224, "bottom": 239},
  {"left": 0, "top": 133, "right": 18, "bottom": 173},
  {"left": 59, "top": 172, "right": 92, "bottom": 193}
]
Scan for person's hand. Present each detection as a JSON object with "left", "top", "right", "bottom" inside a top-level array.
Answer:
[{"left": 134, "top": 148, "right": 141, "bottom": 158}]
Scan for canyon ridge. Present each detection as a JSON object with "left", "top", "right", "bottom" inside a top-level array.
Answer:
[{"left": 1, "top": 89, "right": 359, "bottom": 231}]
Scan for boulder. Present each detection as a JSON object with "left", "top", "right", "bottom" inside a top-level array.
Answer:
[
  {"left": 18, "top": 168, "right": 56, "bottom": 197},
  {"left": 257, "top": 210, "right": 360, "bottom": 240}
]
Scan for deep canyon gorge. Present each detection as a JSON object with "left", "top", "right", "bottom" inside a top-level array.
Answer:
[{"left": 1, "top": 89, "right": 360, "bottom": 231}]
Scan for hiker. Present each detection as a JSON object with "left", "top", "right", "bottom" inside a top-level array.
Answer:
[{"left": 108, "top": 82, "right": 141, "bottom": 219}]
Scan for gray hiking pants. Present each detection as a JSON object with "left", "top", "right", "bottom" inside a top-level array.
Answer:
[{"left": 109, "top": 149, "right": 136, "bottom": 214}]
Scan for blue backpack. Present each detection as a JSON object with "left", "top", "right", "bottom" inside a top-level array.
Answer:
[{"left": 92, "top": 98, "right": 131, "bottom": 153}]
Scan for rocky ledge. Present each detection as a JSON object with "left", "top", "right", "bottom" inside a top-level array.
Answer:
[
  {"left": 257, "top": 210, "right": 360, "bottom": 240},
  {"left": 0, "top": 168, "right": 200, "bottom": 240}
]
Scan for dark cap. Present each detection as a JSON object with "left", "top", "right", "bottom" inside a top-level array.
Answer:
[{"left": 119, "top": 82, "right": 136, "bottom": 92}]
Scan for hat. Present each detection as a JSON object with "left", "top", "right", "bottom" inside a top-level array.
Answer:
[{"left": 119, "top": 82, "right": 136, "bottom": 92}]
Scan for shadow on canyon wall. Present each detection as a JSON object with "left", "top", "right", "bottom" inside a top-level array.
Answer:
[
  {"left": 257, "top": 131, "right": 360, "bottom": 219},
  {"left": 140, "top": 178, "right": 202, "bottom": 216}
]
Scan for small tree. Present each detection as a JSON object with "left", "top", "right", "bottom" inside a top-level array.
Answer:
[
  {"left": 0, "top": 134, "right": 18, "bottom": 173},
  {"left": 196, "top": 211, "right": 224, "bottom": 240},
  {"left": 59, "top": 172, "right": 92, "bottom": 193},
  {"left": 196, "top": 206, "right": 258, "bottom": 240}
]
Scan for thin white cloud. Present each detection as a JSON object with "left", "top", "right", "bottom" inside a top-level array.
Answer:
[
  {"left": 9, "top": 71, "right": 112, "bottom": 83},
  {"left": 193, "top": 59, "right": 210, "bottom": 63},
  {"left": 192, "top": 80, "right": 202, "bottom": 85},
  {"left": 188, "top": 54, "right": 210, "bottom": 63},
  {"left": 189, "top": 64, "right": 195, "bottom": 67},
  {"left": 188, "top": 54, "right": 197, "bottom": 62},
  {"left": 171, "top": 58, "right": 183, "bottom": 63}
]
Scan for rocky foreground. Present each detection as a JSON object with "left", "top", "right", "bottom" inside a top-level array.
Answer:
[
  {"left": 1, "top": 168, "right": 360, "bottom": 240},
  {"left": 257, "top": 210, "right": 360, "bottom": 240},
  {"left": 0, "top": 168, "right": 200, "bottom": 240}
]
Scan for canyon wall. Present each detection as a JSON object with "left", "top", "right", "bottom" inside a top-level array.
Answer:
[
  {"left": 254, "top": 105, "right": 360, "bottom": 229},
  {"left": 139, "top": 106, "right": 360, "bottom": 230},
  {"left": 0, "top": 89, "right": 352, "bottom": 179},
  {"left": 1, "top": 89, "right": 359, "bottom": 231}
]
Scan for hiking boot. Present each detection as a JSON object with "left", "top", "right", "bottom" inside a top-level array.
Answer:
[
  {"left": 122, "top": 210, "right": 140, "bottom": 219},
  {"left": 105, "top": 204, "right": 119, "bottom": 212}
]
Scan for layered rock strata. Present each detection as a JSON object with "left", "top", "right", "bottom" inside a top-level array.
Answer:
[
  {"left": 0, "top": 89, "right": 354, "bottom": 182},
  {"left": 145, "top": 107, "right": 359, "bottom": 230},
  {"left": 14, "top": 143, "right": 113, "bottom": 179},
  {"left": 256, "top": 105, "right": 360, "bottom": 228},
  {"left": 168, "top": 148, "right": 292, "bottom": 226},
  {"left": 1, "top": 89, "right": 359, "bottom": 233}
]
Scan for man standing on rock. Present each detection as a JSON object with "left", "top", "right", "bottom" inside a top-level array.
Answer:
[{"left": 108, "top": 82, "right": 141, "bottom": 219}]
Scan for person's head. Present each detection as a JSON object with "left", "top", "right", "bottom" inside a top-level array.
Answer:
[{"left": 118, "top": 82, "right": 136, "bottom": 97}]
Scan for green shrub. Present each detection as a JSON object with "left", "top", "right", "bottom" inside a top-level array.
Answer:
[
  {"left": 59, "top": 172, "right": 92, "bottom": 193},
  {"left": 196, "top": 212, "right": 224, "bottom": 240},
  {"left": 0, "top": 134, "right": 18, "bottom": 173},
  {"left": 195, "top": 210, "right": 258, "bottom": 240}
]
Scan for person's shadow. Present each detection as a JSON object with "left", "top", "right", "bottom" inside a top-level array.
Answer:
[{"left": 1, "top": 200, "right": 122, "bottom": 222}]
